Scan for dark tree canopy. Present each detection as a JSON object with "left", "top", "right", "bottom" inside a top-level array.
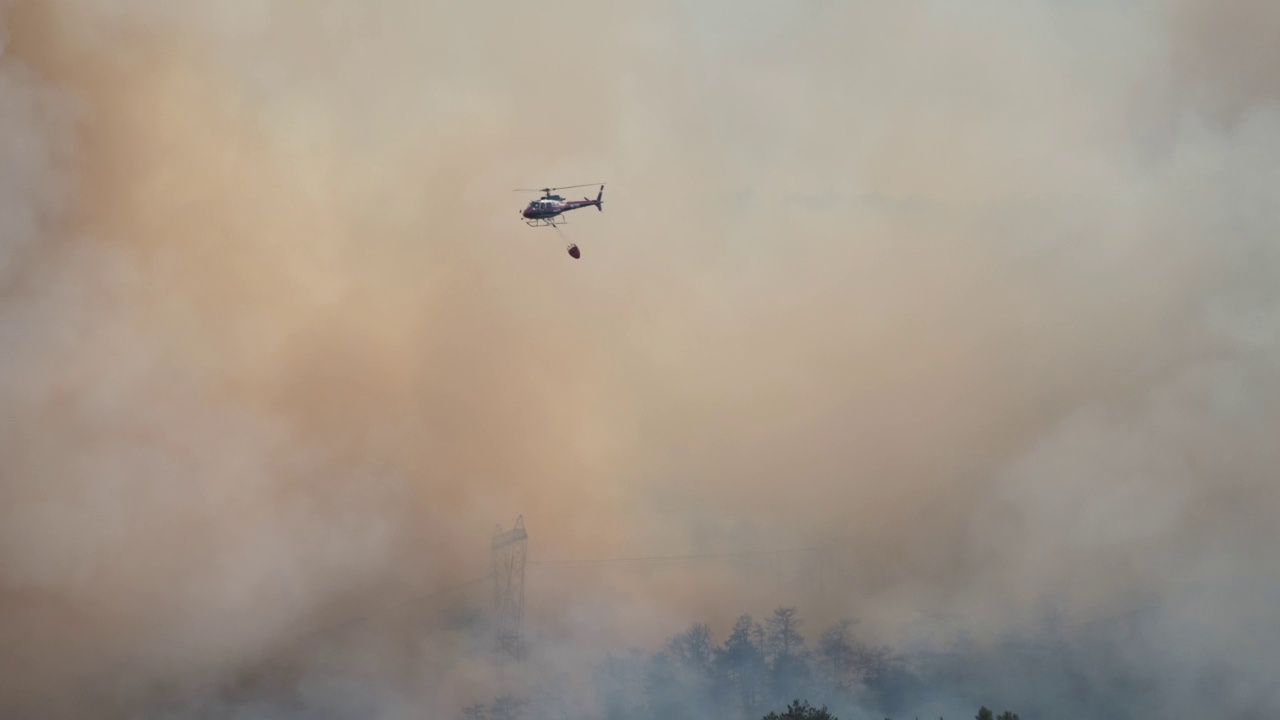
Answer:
[
  {"left": 457, "top": 603, "right": 1122, "bottom": 720},
  {"left": 761, "top": 699, "right": 837, "bottom": 720}
]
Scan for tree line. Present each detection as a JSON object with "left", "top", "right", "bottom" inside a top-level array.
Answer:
[
  {"left": 461, "top": 606, "right": 1043, "bottom": 720},
  {"left": 590, "top": 608, "right": 920, "bottom": 720}
]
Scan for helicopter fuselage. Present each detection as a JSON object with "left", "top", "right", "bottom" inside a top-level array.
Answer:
[
  {"left": 522, "top": 199, "right": 593, "bottom": 219},
  {"left": 519, "top": 186, "right": 604, "bottom": 224}
]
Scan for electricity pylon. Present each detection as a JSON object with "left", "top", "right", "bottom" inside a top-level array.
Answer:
[{"left": 492, "top": 515, "right": 528, "bottom": 661}]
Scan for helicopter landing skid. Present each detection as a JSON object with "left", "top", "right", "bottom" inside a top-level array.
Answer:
[{"left": 525, "top": 215, "right": 566, "bottom": 228}]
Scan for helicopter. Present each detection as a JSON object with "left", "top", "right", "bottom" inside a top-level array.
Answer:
[{"left": 515, "top": 183, "right": 605, "bottom": 258}]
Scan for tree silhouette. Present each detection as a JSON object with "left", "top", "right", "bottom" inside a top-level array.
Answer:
[
  {"left": 717, "top": 614, "right": 768, "bottom": 720},
  {"left": 761, "top": 699, "right": 837, "bottom": 720},
  {"left": 489, "top": 694, "right": 526, "bottom": 720},
  {"left": 644, "top": 651, "right": 690, "bottom": 720},
  {"left": 668, "top": 622, "right": 715, "bottom": 671},
  {"left": 817, "top": 619, "right": 859, "bottom": 691},
  {"left": 765, "top": 607, "right": 805, "bottom": 663},
  {"left": 764, "top": 607, "right": 811, "bottom": 707}
]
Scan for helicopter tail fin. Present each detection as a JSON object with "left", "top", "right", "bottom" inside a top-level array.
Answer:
[{"left": 596, "top": 185, "right": 604, "bottom": 211}]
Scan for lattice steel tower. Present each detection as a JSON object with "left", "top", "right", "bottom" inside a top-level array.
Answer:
[{"left": 491, "top": 515, "right": 528, "bottom": 661}]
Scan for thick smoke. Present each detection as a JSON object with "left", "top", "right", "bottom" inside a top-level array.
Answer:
[{"left": 1, "top": 0, "right": 1278, "bottom": 718}]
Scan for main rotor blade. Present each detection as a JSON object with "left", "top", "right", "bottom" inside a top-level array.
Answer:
[
  {"left": 513, "top": 182, "right": 604, "bottom": 192},
  {"left": 548, "top": 183, "right": 603, "bottom": 190}
]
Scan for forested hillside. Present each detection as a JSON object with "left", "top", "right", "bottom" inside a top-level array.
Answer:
[{"left": 461, "top": 606, "right": 1153, "bottom": 720}]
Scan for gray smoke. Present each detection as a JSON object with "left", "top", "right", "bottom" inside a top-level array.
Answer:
[{"left": 1, "top": 0, "right": 1278, "bottom": 718}]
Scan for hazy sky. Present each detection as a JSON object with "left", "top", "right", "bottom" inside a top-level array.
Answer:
[{"left": 2, "top": 1, "right": 1278, "bottom": 718}]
